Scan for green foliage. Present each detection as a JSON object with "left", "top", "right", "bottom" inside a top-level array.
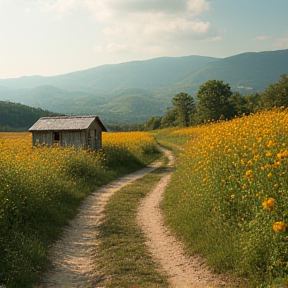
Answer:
[
  {"left": 93, "top": 170, "right": 169, "bottom": 287},
  {"left": 195, "top": 79, "right": 234, "bottom": 123},
  {"left": 244, "top": 92, "right": 264, "bottom": 113},
  {"left": 144, "top": 73, "right": 288, "bottom": 130},
  {"left": 144, "top": 116, "right": 162, "bottom": 131},
  {"left": 102, "top": 144, "right": 143, "bottom": 172},
  {"left": 160, "top": 108, "right": 177, "bottom": 128},
  {"left": 65, "top": 150, "right": 108, "bottom": 186},
  {"left": 262, "top": 74, "right": 288, "bottom": 109},
  {"left": 143, "top": 92, "right": 195, "bottom": 130},
  {"left": 172, "top": 92, "right": 195, "bottom": 127},
  {"left": 228, "top": 92, "right": 249, "bottom": 116},
  {"left": 0, "top": 101, "right": 54, "bottom": 131}
]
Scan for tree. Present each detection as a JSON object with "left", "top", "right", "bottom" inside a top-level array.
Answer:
[
  {"left": 144, "top": 116, "right": 161, "bottom": 131},
  {"left": 244, "top": 92, "right": 264, "bottom": 113},
  {"left": 195, "top": 80, "right": 233, "bottom": 123},
  {"left": 172, "top": 92, "right": 195, "bottom": 127},
  {"left": 228, "top": 92, "right": 248, "bottom": 116},
  {"left": 160, "top": 108, "right": 177, "bottom": 128},
  {"left": 262, "top": 74, "right": 288, "bottom": 109}
]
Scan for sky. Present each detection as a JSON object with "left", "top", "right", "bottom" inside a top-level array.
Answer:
[{"left": 0, "top": 0, "right": 288, "bottom": 79}]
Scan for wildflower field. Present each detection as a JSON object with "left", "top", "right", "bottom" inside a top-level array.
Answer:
[
  {"left": 157, "top": 109, "right": 288, "bottom": 286},
  {"left": 0, "top": 132, "right": 159, "bottom": 287}
]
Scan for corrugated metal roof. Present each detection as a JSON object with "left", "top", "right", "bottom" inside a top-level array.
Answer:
[{"left": 29, "top": 115, "right": 107, "bottom": 131}]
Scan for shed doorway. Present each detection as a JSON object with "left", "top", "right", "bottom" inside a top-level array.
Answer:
[
  {"left": 88, "top": 129, "right": 97, "bottom": 150},
  {"left": 53, "top": 131, "right": 61, "bottom": 144}
]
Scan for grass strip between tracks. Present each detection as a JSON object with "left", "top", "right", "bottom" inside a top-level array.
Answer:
[{"left": 91, "top": 166, "right": 170, "bottom": 288}]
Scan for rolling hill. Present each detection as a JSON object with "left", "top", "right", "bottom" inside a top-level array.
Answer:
[
  {"left": 0, "top": 101, "right": 55, "bottom": 131},
  {"left": 0, "top": 49, "right": 287, "bottom": 123}
]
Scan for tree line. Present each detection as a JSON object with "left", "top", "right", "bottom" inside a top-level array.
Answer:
[
  {"left": 0, "top": 101, "right": 54, "bottom": 132},
  {"left": 144, "top": 74, "right": 288, "bottom": 130}
]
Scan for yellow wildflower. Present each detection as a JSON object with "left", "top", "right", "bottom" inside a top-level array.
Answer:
[
  {"left": 245, "top": 170, "right": 252, "bottom": 178},
  {"left": 247, "top": 160, "right": 253, "bottom": 166},
  {"left": 267, "top": 140, "right": 277, "bottom": 148},
  {"left": 277, "top": 150, "right": 288, "bottom": 160},
  {"left": 254, "top": 154, "right": 260, "bottom": 160},
  {"left": 273, "top": 221, "right": 287, "bottom": 232},
  {"left": 262, "top": 198, "right": 275, "bottom": 211}
]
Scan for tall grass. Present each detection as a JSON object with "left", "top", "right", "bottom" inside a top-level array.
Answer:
[
  {"left": 0, "top": 132, "right": 160, "bottom": 287},
  {"left": 156, "top": 109, "right": 288, "bottom": 287}
]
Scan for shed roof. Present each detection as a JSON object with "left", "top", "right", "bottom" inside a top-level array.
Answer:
[{"left": 29, "top": 115, "right": 107, "bottom": 132}]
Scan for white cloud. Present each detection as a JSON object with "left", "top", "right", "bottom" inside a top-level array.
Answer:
[
  {"left": 143, "top": 18, "right": 210, "bottom": 40},
  {"left": 39, "top": 0, "right": 77, "bottom": 12},
  {"left": 274, "top": 37, "right": 288, "bottom": 49},
  {"left": 254, "top": 35, "right": 269, "bottom": 41},
  {"left": 39, "top": 0, "right": 213, "bottom": 40},
  {"left": 203, "top": 35, "right": 222, "bottom": 42},
  {"left": 38, "top": 0, "right": 214, "bottom": 59},
  {"left": 187, "top": 0, "right": 210, "bottom": 16},
  {"left": 97, "top": 16, "right": 212, "bottom": 52},
  {"left": 94, "top": 42, "right": 129, "bottom": 53},
  {"left": 38, "top": 0, "right": 210, "bottom": 19},
  {"left": 103, "top": 0, "right": 210, "bottom": 16}
]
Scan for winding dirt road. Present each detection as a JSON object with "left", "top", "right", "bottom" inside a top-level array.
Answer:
[
  {"left": 137, "top": 149, "right": 229, "bottom": 288},
  {"left": 35, "top": 148, "right": 231, "bottom": 288},
  {"left": 34, "top": 160, "right": 162, "bottom": 288}
]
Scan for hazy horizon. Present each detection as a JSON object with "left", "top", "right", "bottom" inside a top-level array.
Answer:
[{"left": 1, "top": 0, "right": 287, "bottom": 79}]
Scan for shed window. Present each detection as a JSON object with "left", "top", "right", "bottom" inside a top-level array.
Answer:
[{"left": 54, "top": 131, "right": 60, "bottom": 143}]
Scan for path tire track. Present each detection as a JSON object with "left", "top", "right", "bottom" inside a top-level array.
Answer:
[
  {"left": 34, "top": 160, "right": 162, "bottom": 288},
  {"left": 137, "top": 148, "right": 231, "bottom": 288}
]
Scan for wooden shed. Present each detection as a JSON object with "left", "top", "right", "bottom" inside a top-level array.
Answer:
[{"left": 29, "top": 115, "right": 107, "bottom": 150}]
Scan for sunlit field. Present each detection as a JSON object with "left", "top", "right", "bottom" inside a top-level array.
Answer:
[
  {"left": 4, "top": 110, "right": 288, "bottom": 287},
  {"left": 0, "top": 131, "right": 159, "bottom": 287},
  {"left": 157, "top": 109, "right": 288, "bottom": 286},
  {"left": 103, "top": 131, "right": 159, "bottom": 168}
]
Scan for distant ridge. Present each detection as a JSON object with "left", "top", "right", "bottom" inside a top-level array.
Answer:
[
  {"left": 0, "top": 101, "right": 53, "bottom": 131},
  {"left": 0, "top": 49, "right": 287, "bottom": 123},
  {"left": 0, "top": 55, "right": 218, "bottom": 91}
]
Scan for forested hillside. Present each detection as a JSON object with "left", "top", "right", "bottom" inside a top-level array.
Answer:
[
  {"left": 0, "top": 49, "right": 287, "bottom": 123},
  {"left": 0, "top": 101, "right": 54, "bottom": 131},
  {"left": 144, "top": 74, "right": 288, "bottom": 130}
]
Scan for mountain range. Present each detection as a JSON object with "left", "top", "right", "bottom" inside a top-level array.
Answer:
[{"left": 0, "top": 49, "right": 288, "bottom": 123}]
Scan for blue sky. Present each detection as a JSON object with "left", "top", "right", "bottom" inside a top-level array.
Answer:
[{"left": 0, "top": 0, "right": 287, "bottom": 79}]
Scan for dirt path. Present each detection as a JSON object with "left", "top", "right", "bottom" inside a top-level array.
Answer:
[
  {"left": 35, "top": 148, "right": 231, "bottom": 288},
  {"left": 137, "top": 149, "right": 229, "bottom": 288},
  {"left": 34, "top": 160, "right": 162, "bottom": 288}
]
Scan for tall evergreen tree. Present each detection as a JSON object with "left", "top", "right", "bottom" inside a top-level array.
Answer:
[{"left": 172, "top": 92, "right": 195, "bottom": 127}]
